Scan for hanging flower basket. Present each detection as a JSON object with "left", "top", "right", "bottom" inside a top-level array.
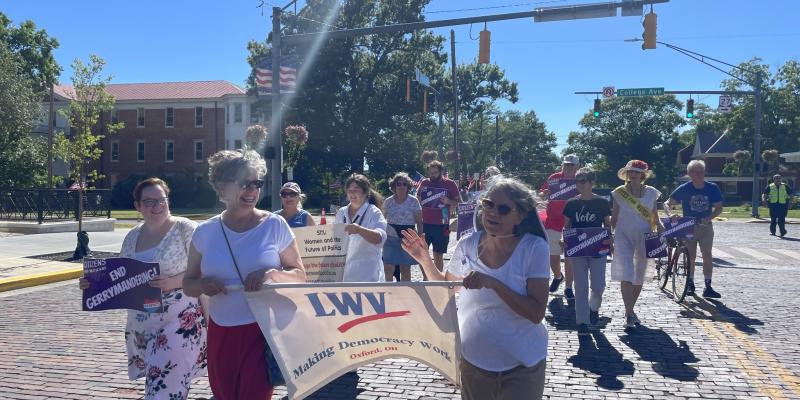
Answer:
[
  {"left": 284, "top": 124, "right": 309, "bottom": 168},
  {"left": 245, "top": 124, "right": 268, "bottom": 150}
]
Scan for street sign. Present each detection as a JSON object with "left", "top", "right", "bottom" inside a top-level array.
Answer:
[
  {"left": 616, "top": 87, "right": 664, "bottom": 97},
  {"left": 602, "top": 86, "right": 615, "bottom": 98},
  {"left": 718, "top": 95, "right": 732, "bottom": 113},
  {"left": 415, "top": 68, "right": 430, "bottom": 87}
]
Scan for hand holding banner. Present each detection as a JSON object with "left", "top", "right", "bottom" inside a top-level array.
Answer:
[
  {"left": 563, "top": 227, "right": 611, "bottom": 257},
  {"left": 293, "top": 224, "right": 349, "bottom": 283},
  {"left": 82, "top": 257, "right": 163, "bottom": 313},
  {"left": 548, "top": 179, "right": 578, "bottom": 201}
]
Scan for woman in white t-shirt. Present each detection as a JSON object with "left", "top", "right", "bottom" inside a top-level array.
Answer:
[
  {"left": 335, "top": 173, "right": 388, "bottom": 282},
  {"left": 183, "top": 149, "right": 306, "bottom": 400},
  {"left": 402, "top": 177, "right": 550, "bottom": 400},
  {"left": 382, "top": 172, "right": 422, "bottom": 281}
]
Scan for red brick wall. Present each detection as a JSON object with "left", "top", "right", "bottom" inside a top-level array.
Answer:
[{"left": 93, "top": 106, "right": 224, "bottom": 188}]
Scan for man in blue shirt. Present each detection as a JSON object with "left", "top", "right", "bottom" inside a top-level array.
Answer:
[{"left": 664, "top": 160, "right": 724, "bottom": 298}]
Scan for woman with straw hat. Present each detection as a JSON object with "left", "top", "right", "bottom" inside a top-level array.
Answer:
[{"left": 610, "top": 160, "right": 664, "bottom": 330}]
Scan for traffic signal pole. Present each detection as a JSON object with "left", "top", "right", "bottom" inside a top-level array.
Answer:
[{"left": 268, "top": 0, "right": 670, "bottom": 206}]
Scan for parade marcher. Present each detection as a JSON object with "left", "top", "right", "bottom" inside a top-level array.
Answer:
[
  {"left": 402, "top": 177, "right": 550, "bottom": 400},
  {"left": 664, "top": 160, "right": 724, "bottom": 298},
  {"left": 472, "top": 166, "right": 502, "bottom": 232},
  {"left": 382, "top": 172, "right": 422, "bottom": 282},
  {"left": 183, "top": 149, "right": 307, "bottom": 400},
  {"left": 762, "top": 174, "right": 794, "bottom": 237},
  {"left": 336, "top": 173, "right": 388, "bottom": 282},
  {"left": 562, "top": 167, "right": 612, "bottom": 335},
  {"left": 80, "top": 178, "right": 207, "bottom": 400},
  {"left": 539, "top": 154, "right": 579, "bottom": 299},
  {"left": 417, "top": 160, "right": 461, "bottom": 273},
  {"left": 276, "top": 181, "right": 316, "bottom": 228},
  {"left": 610, "top": 160, "right": 664, "bottom": 330}
]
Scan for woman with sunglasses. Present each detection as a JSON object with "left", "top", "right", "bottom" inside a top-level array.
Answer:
[
  {"left": 79, "top": 178, "right": 207, "bottom": 400},
  {"left": 382, "top": 172, "right": 423, "bottom": 281},
  {"left": 402, "top": 178, "right": 550, "bottom": 400},
  {"left": 183, "top": 149, "right": 307, "bottom": 399},
  {"left": 276, "top": 182, "right": 316, "bottom": 228},
  {"left": 335, "top": 173, "right": 388, "bottom": 282}
]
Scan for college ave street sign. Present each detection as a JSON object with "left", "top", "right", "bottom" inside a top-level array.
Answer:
[{"left": 616, "top": 87, "right": 664, "bottom": 97}]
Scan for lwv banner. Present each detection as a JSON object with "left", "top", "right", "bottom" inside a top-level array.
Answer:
[
  {"left": 293, "top": 224, "right": 349, "bottom": 283},
  {"left": 245, "top": 282, "right": 461, "bottom": 400}
]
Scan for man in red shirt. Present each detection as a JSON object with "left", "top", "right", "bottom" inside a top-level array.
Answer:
[
  {"left": 417, "top": 160, "right": 461, "bottom": 273},
  {"left": 539, "top": 154, "right": 580, "bottom": 298}
]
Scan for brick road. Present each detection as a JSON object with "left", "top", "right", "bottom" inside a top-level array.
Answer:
[{"left": 1, "top": 221, "right": 799, "bottom": 399}]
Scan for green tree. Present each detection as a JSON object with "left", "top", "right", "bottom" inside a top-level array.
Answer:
[
  {"left": 53, "top": 55, "right": 123, "bottom": 258},
  {"left": 564, "top": 95, "right": 686, "bottom": 191},
  {"left": 0, "top": 12, "right": 61, "bottom": 92},
  {"left": 0, "top": 40, "right": 49, "bottom": 188}
]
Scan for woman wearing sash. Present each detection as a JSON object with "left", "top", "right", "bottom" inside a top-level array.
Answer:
[{"left": 610, "top": 160, "right": 664, "bottom": 330}]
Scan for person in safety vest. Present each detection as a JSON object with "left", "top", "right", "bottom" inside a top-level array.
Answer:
[{"left": 762, "top": 174, "right": 794, "bottom": 237}]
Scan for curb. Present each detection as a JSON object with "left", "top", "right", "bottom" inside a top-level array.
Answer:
[{"left": 0, "top": 267, "right": 83, "bottom": 293}]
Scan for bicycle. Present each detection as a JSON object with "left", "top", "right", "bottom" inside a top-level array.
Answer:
[{"left": 653, "top": 236, "right": 692, "bottom": 303}]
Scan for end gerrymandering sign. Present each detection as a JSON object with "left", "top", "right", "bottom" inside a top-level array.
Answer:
[
  {"left": 563, "top": 227, "right": 611, "bottom": 257},
  {"left": 644, "top": 232, "right": 668, "bottom": 258},
  {"left": 548, "top": 179, "right": 578, "bottom": 201},
  {"left": 419, "top": 187, "right": 448, "bottom": 209},
  {"left": 660, "top": 217, "right": 696, "bottom": 239},
  {"left": 82, "top": 257, "right": 162, "bottom": 313},
  {"left": 456, "top": 202, "right": 477, "bottom": 239}
]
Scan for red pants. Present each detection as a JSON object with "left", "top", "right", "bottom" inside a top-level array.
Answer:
[{"left": 207, "top": 319, "right": 274, "bottom": 400}]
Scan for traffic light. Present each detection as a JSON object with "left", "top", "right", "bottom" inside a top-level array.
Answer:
[
  {"left": 642, "top": 10, "right": 657, "bottom": 50},
  {"left": 686, "top": 99, "right": 694, "bottom": 118},
  {"left": 478, "top": 25, "right": 491, "bottom": 64},
  {"left": 593, "top": 99, "right": 601, "bottom": 118}
]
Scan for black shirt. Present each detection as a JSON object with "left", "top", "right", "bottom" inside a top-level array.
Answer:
[{"left": 562, "top": 195, "right": 612, "bottom": 229}]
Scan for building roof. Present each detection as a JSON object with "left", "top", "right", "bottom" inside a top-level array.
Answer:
[
  {"left": 677, "top": 130, "right": 738, "bottom": 165},
  {"left": 53, "top": 80, "right": 245, "bottom": 101}
]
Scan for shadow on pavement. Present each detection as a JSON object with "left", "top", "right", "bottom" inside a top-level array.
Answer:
[
  {"left": 303, "top": 371, "right": 363, "bottom": 399},
  {"left": 568, "top": 331, "right": 635, "bottom": 390},
  {"left": 779, "top": 236, "right": 800, "bottom": 242},
  {"left": 620, "top": 326, "right": 699, "bottom": 382},
  {"left": 545, "top": 297, "right": 576, "bottom": 331},
  {"left": 680, "top": 296, "right": 764, "bottom": 334}
]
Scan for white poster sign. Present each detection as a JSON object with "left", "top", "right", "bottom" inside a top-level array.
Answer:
[
  {"left": 293, "top": 225, "right": 349, "bottom": 283},
  {"left": 246, "top": 282, "right": 461, "bottom": 400}
]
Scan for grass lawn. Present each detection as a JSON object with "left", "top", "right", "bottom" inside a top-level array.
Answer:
[
  {"left": 111, "top": 208, "right": 219, "bottom": 220},
  {"left": 721, "top": 205, "right": 800, "bottom": 219}
]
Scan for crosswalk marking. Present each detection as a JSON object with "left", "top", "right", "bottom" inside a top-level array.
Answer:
[
  {"left": 712, "top": 248, "right": 735, "bottom": 259},
  {"left": 772, "top": 249, "right": 800, "bottom": 260},
  {"left": 728, "top": 247, "right": 779, "bottom": 261}
]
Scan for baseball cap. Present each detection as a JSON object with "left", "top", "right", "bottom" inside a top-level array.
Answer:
[
  {"left": 563, "top": 154, "right": 580, "bottom": 165},
  {"left": 281, "top": 182, "right": 302, "bottom": 193}
]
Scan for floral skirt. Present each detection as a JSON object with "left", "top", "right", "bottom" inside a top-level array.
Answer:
[{"left": 125, "top": 289, "right": 208, "bottom": 400}]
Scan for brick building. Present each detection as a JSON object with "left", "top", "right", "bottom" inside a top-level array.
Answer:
[{"left": 51, "top": 80, "right": 260, "bottom": 191}]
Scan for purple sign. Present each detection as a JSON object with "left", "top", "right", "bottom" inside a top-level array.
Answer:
[
  {"left": 419, "top": 186, "right": 448, "bottom": 209},
  {"left": 660, "top": 217, "right": 696, "bottom": 239},
  {"left": 563, "top": 227, "right": 611, "bottom": 257},
  {"left": 644, "top": 232, "right": 668, "bottom": 258},
  {"left": 457, "top": 202, "right": 477, "bottom": 239},
  {"left": 548, "top": 179, "right": 578, "bottom": 201},
  {"left": 82, "top": 257, "right": 163, "bottom": 313}
]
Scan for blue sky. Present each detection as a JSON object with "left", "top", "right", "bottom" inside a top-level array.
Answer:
[{"left": 5, "top": 0, "right": 799, "bottom": 151}]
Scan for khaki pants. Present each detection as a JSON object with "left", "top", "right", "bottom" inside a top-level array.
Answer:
[
  {"left": 685, "top": 222, "right": 714, "bottom": 279},
  {"left": 460, "top": 358, "right": 546, "bottom": 400}
]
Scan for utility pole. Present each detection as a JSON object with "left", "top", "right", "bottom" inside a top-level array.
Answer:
[
  {"left": 450, "top": 29, "right": 460, "bottom": 176},
  {"left": 753, "top": 71, "right": 762, "bottom": 216},
  {"left": 270, "top": 6, "right": 283, "bottom": 211},
  {"left": 494, "top": 114, "right": 499, "bottom": 164},
  {"left": 47, "top": 82, "right": 54, "bottom": 188}
]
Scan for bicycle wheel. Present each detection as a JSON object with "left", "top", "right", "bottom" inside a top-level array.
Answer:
[
  {"left": 671, "top": 245, "right": 692, "bottom": 303},
  {"left": 655, "top": 258, "right": 670, "bottom": 289}
]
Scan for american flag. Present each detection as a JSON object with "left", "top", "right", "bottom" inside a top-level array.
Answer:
[
  {"left": 256, "top": 56, "right": 297, "bottom": 95},
  {"left": 328, "top": 178, "right": 341, "bottom": 190},
  {"left": 68, "top": 181, "right": 86, "bottom": 191},
  {"left": 411, "top": 171, "right": 425, "bottom": 193}
]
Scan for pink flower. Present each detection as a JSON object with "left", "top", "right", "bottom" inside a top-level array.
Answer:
[
  {"left": 131, "top": 356, "right": 145, "bottom": 370},
  {"left": 148, "top": 366, "right": 161, "bottom": 379},
  {"left": 154, "top": 334, "right": 168, "bottom": 350},
  {"left": 180, "top": 311, "right": 199, "bottom": 331}
]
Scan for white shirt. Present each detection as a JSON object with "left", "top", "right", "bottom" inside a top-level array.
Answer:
[
  {"left": 335, "top": 202, "right": 387, "bottom": 282},
  {"left": 191, "top": 213, "right": 295, "bottom": 326},
  {"left": 445, "top": 231, "right": 551, "bottom": 371},
  {"left": 383, "top": 195, "right": 422, "bottom": 227}
]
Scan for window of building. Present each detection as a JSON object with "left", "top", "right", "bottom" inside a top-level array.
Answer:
[
  {"left": 137, "top": 108, "right": 145, "bottom": 128},
  {"left": 234, "top": 139, "right": 242, "bottom": 149},
  {"left": 111, "top": 109, "right": 119, "bottom": 124},
  {"left": 194, "top": 140, "right": 204, "bottom": 162},
  {"left": 165, "top": 140, "right": 174, "bottom": 162},
  {"left": 234, "top": 103, "right": 242, "bottom": 123},
  {"left": 195, "top": 107, "right": 203, "bottom": 127},
  {"left": 250, "top": 105, "right": 259, "bottom": 124},
  {"left": 137, "top": 140, "right": 146, "bottom": 162},
  {"left": 110, "top": 141, "right": 119, "bottom": 162},
  {"left": 166, "top": 107, "right": 174, "bottom": 127}
]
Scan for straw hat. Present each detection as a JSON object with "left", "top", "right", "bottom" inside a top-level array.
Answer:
[{"left": 617, "top": 160, "right": 655, "bottom": 180}]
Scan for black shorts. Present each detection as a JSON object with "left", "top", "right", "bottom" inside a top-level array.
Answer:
[{"left": 423, "top": 224, "right": 450, "bottom": 254}]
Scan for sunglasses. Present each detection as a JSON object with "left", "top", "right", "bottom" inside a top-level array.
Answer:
[
  {"left": 235, "top": 179, "right": 264, "bottom": 190},
  {"left": 280, "top": 192, "right": 299, "bottom": 198},
  {"left": 480, "top": 199, "right": 515, "bottom": 216},
  {"left": 141, "top": 197, "right": 168, "bottom": 207}
]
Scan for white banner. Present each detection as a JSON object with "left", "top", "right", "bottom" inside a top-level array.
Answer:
[
  {"left": 293, "top": 224, "right": 349, "bottom": 283},
  {"left": 245, "top": 282, "right": 462, "bottom": 400}
]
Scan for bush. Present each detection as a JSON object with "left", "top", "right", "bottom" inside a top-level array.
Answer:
[{"left": 111, "top": 174, "right": 147, "bottom": 208}]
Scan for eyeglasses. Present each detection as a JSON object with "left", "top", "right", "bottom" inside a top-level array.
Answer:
[
  {"left": 141, "top": 197, "right": 168, "bottom": 207},
  {"left": 235, "top": 179, "right": 264, "bottom": 190},
  {"left": 480, "top": 199, "right": 515, "bottom": 216},
  {"left": 280, "top": 192, "right": 298, "bottom": 198},
  {"left": 394, "top": 182, "right": 408, "bottom": 187}
]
